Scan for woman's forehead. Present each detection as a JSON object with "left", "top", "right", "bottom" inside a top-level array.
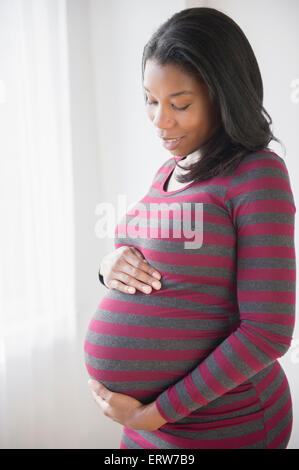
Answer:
[{"left": 143, "top": 60, "right": 203, "bottom": 94}]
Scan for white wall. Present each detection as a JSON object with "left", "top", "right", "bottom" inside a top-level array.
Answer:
[{"left": 66, "top": 0, "right": 102, "bottom": 332}]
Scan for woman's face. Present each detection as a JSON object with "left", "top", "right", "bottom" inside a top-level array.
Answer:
[{"left": 143, "top": 59, "right": 222, "bottom": 156}]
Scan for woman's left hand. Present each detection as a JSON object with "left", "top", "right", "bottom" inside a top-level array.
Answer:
[{"left": 88, "top": 379, "right": 167, "bottom": 431}]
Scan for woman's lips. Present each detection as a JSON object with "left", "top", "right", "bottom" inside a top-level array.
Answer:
[{"left": 162, "top": 136, "right": 185, "bottom": 150}]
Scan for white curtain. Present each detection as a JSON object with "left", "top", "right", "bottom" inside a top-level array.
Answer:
[{"left": 0, "top": 0, "right": 76, "bottom": 444}]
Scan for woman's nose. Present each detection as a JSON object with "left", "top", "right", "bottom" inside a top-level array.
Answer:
[{"left": 152, "top": 107, "right": 175, "bottom": 129}]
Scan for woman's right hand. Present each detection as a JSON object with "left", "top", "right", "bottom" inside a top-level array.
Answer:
[{"left": 99, "top": 246, "right": 162, "bottom": 294}]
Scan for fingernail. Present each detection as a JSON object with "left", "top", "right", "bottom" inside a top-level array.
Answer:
[
  {"left": 152, "top": 281, "right": 161, "bottom": 289},
  {"left": 153, "top": 272, "right": 161, "bottom": 280}
]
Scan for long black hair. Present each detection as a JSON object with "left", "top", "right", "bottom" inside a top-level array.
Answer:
[{"left": 141, "top": 7, "right": 283, "bottom": 184}]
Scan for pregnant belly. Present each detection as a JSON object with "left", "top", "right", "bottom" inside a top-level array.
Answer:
[{"left": 84, "top": 290, "right": 230, "bottom": 404}]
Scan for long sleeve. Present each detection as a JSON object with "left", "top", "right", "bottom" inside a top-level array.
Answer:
[{"left": 155, "top": 152, "right": 296, "bottom": 423}]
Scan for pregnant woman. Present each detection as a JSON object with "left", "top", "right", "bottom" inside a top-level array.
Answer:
[{"left": 84, "top": 7, "right": 296, "bottom": 449}]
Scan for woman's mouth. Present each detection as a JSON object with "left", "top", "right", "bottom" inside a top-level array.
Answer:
[{"left": 162, "top": 136, "right": 185, "bottom": 150}]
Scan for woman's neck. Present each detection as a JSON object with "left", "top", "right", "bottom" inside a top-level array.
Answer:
[{"left": 176, "top": 149, "right": 201, "bottom": 173}]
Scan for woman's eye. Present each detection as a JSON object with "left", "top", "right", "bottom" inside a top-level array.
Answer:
[
  {"left": 174, "top": 104, "right": 190, "bottom": 111},
  {"left": 146, "top": 99, "right": 190, "bottom": 111}
]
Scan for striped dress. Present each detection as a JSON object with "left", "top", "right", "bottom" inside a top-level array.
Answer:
[{"left": 84, "top": 150, "right": 296, "bottom": 449}]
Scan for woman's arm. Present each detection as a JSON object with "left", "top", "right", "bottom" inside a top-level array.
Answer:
[{"left": 154, "top": 151, "right": 296, "bottom": 423}]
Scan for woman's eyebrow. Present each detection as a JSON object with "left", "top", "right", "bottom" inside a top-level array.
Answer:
[{"left": 143, "top": 87, "right": 194, "bottom": 97}]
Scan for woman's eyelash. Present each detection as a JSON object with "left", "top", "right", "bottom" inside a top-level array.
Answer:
[{"left": 145, "top": 97, "right": 190, "bottom": 111}]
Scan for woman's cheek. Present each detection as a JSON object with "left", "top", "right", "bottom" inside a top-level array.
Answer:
[{"left": 146, "top": 106, "right": 155, "bottom": 122}]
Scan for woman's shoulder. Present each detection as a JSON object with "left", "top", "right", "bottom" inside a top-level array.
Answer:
[
  {"left": 224, "top": 148, "right": 296, "bottom": 214},
  {"left": 228, "top": 148, "right": 291, "bottom": 183}
]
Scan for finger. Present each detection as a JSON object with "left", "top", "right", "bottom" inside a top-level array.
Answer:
[
  {"left": 126, "top": 249, "right": 161, "bottom": 280},
  {"left": 93, "top": 381, "right": 113, "bottom": 401},
  {"left": 88, "top": 379, "right": 106, "bottom": 396},
  {"left": 88, "top": 378, "right": 100, "bottom": 391},
  {"left": 97, "top": 396, "right": 113, "bottom": 420},
  {"left": 117, "top": 266, "right": 162, "bottom": 292},
  {"left": 91, "top": 389, "right": 100, "bottom": 402},
  {"left": 107, "top": 278, "right": 136, "bottom": 294},
  {"left": 121, "top": 255, "right": 162, "bottom": 293},
  {"left": 131, "top": 247, "right": 144, "bottom": 259},
  {"left": 112, "top": 271, "right": 153, "bottom": 294},
  {"left": 91, "top": 390, "right": 109, "bottom": 414}
]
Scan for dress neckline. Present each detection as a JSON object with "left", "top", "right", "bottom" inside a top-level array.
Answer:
[{"left": 160, "top": 156, "right": 196, "bottom": 195}]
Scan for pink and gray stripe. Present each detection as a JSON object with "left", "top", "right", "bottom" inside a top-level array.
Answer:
[{"left": 84, "top": 150, "right": 296, "bottom": 449}]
